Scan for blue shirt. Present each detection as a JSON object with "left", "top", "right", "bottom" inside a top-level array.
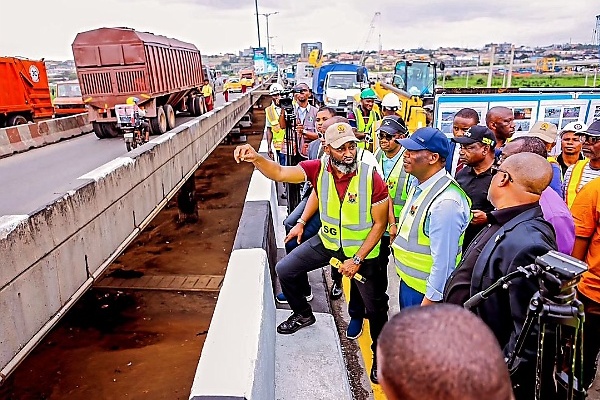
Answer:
[
  {"left": 381, "top": 149, "right": 403, "bottom": 179},
  {"left": 406, "top": 168, "right": 471, "bottom": 301},
  {"left": 548, "top": 162, "right": 562, "bottom": 197}
]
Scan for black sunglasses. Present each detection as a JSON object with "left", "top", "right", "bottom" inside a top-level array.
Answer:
[
  {"left": 491, "top": 165, "right": 513, "bottom": 182},
  {"left": 378, "top": 131, "right": 407, "bottom": 140}
]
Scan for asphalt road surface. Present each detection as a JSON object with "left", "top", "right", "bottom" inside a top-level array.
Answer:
[{"left": 0, "top": 93, "right": 240, "bottom": 217}]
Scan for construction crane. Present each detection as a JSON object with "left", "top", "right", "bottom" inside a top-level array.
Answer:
[{"left": 359, "top": 12, "right": 381, "bottom": 66}]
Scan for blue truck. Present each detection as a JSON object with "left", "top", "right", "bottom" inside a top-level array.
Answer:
[{"left": 312, "top": 63, "right": 369, "bottom": 114}]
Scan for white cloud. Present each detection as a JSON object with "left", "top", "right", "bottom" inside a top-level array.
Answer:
[{"left": 0, "top": 0, "right": 597, "bottom": 60}]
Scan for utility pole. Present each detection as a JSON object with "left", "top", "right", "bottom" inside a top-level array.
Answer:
[
  {"left": 259, "top": 11, "right": 279, "bottom": 56},
  {"left": 254, "top": 0, "right": 261, "bottom": 48},
  {"left": 506, "top": 44, "right": 515, "bottom": 88},
  {"left": 487, "top": 44, "right": 495, "bottom": 88}
]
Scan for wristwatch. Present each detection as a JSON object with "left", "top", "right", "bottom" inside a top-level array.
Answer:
[{"left": 352, "top": 254, "right": 363, "bottom": 265}]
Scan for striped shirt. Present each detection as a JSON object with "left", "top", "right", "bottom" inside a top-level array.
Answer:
[{"left": 562, "top": 163, "right": 600, "bottom": 199}]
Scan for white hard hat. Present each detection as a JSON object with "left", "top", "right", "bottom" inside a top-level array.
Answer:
[
  {"left": 381, "top": 93, "right": 400, "bottom": 108},
  {"left": 269, "top": 83, "right": 284, "bottom": 95},
  {"left": 561, "top": 121, "right": 587, "bottom": 135}
]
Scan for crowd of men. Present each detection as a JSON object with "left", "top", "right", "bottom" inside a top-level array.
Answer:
[{"left": 234, "top": 82, "right": 600, "bottom": 399}]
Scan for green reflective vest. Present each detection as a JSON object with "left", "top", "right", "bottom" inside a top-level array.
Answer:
[
  {"left": 354, "top": 107, "right": 381, "bottom": 149},
  {"left": 266, "top": 103, "right": 285, "bottom": 150},
  {"left": 374, "top": 148, "right": 410, "bottom": 227},
  {"left": 392, "top": 173, "right": 470, "bottom": 294},
  {"left": 317, "top": 161, "right": 380, "bottom": 259}
]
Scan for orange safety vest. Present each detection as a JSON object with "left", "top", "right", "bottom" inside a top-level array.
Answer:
[{"left": 566, "top": 159, "right": 589, "bottom": 209}]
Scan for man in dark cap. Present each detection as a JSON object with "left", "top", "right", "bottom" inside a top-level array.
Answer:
[
  {"left": 452, "top": 125, "right": 496, "bottom": 249},
  {"left": 391, "top": 127, "right": 471, "bottom": 308}
]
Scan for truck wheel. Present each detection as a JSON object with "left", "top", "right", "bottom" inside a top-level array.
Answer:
[
  {"left": 193, "top": 97, "right": 205, "bottom": 116},
  {"left": 92, "top": 122, "right": 106, "bottom": 139},
  {"left": 8, "top": 115, "right": 29, "bottom": 126},
  {"left": 150, "top": 106, "right": 168, "bottom": 135},
  {"left": 186, "top": 96, "right": 196, "bottom": 116},
  {"left": 101, "top": 123, "right": 119, "bottom": 138},
  {"left": 163, "top": 104, "right": 176, "bottom": 130}
]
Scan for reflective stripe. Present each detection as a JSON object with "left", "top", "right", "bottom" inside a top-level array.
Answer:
[
  {"left": 317, "top": 160, "right": 380, "bottom": 258},
  {"left": 566, "top": 159, "right": 589, "bottom": 209},
  {"left": 391, "top": 173, "right": 470, "bottom": 293},
  {"left": 375, "top": 148, "right": 409, "bottom": 224},
  {"left": 266, "top": 104, "right": 285, "bottom": 149}
]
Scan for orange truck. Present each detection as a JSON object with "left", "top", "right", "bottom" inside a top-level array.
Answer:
[{"left": 0, "top": 57, "right": 54, "bottom": 127}]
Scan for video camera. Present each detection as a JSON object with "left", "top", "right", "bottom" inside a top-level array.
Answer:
[{"left": 278, "top": 87, "right": 304, "bottom": 110}]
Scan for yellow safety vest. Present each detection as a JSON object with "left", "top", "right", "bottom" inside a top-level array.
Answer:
[
  {"left": 374, "top": 148, "right": 410, "bottom": 228},
  {"left": 266, "top": 104, "right": 285, "bottom": 150},
  {"left": 354, "top": 107, "right": 381, "bottom": 149},
  {"left": 392, "top": 174, "right": 469, "bottom": 294},
  {"left": 317, "top": 161, "right": 380, "bottom": 259},
  {"left": 566, "top": 159, "right": 589, "bottom": 209}
]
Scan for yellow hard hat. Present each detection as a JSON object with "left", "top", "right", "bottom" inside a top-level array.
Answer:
[{"left": 126, "top": 96, "right": 139, "bottom": 105}]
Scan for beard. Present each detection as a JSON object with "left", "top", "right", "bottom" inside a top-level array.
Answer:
[{"left": 331, "top": 156, "right": 358, "bottom": 174}]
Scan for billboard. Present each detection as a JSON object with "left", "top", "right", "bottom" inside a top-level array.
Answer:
[{"left": 252, "top": 47, "right": 278, "bottom": 75}]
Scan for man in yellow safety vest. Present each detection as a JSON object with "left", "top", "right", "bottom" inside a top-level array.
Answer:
[
  {"left": 265, "top": 83, "right": 286, "bottom": 165},
  {"left": 234, "top": 122, "right": 390, "bottom": 384},
  {"left": 391, "top": 127, "right": 471, "bottom": 308},
  {"left": 348, "top": 88, "right": 381, "bottom": 150}
]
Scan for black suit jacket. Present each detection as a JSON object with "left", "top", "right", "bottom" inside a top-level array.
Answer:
[{"left": 470, "top": 206, "right": 557, "bottom": 361}]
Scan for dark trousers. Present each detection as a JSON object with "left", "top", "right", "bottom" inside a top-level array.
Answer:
[
  {"left": 579, "top": 292, "right": 600, "bottom": 388},
  {"left": 340, "top": 235, "right": 390, "bottom": 319},
  {"left": 276, "top": 235, "right": 389, "bottom": 352},
  {"left": 283, "top": 196, "right": 322, "bottom": 254}
]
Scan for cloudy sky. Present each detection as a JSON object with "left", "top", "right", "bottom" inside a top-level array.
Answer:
[{"left": 1, "top": 0, "right": 598, "bottom": 60}]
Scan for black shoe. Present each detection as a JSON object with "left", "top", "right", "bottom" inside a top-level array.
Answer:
[
  {"left": 277, "top": 312, "right": 316, "bottom": 334},
  {"left": 370, "top": 357, "right": 379, "bottom": 384},
  {"left": 330, "top": 281, "right": 343, "bottom": 300}
]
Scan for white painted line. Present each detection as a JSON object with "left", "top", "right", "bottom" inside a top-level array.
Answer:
[{"left": 77, "top": 157, "right": 134, "bottom": 181}]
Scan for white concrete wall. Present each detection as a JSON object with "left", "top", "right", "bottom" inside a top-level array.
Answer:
[{"left": 0, "top": 91, "right": 257, "bottom": 382}]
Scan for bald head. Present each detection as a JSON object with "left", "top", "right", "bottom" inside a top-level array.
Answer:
[
  {"left": 486, "top": 107, "right": 515, "bottom": 144},
  {"left": 377, "top": 304, "right": 513, "bottom": 400},
  {"left": 502, "top": 152, "right": 552, "bottom": 195}
]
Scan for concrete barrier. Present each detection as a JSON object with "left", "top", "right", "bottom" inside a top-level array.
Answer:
[
  {"left": 0, "top": 90, "right": 258, "bottom": 383},
  {"left": 0, "top": 113, "right": 92, "bottom": 157}
]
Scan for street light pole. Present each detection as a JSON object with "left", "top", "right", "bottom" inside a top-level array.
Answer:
[
  {"left": 254, "top": 0, "right": 261, "bottom": 48},
  {"left": 258, "top": 11, "right": 278, "bottom": 56}
]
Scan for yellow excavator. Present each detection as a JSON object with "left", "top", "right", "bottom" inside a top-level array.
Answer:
[{"left": 371, "top": 60, "right": 443, "bottom": 132}]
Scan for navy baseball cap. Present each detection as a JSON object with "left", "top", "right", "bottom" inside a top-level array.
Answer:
[
  {"left": 452, "top": 125, "right": 496, "bottom": 147},
  {"left": 398, "top": 127, "right": 450, "bottom": 158},
  {"left": 577, "top": 120, "right": 600, "bottom": 137},
  {"left": 378, "top": 116, "right": 408, "bottom": 136}
]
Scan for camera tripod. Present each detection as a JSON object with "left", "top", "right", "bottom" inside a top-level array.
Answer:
[
  {"left": 464, "top": 254, "right": 587, "bottom": 400},
  {"left": 282, "top": 104, "right": 302, "bottom": 214}
]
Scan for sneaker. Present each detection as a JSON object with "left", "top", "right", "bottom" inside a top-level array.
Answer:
[
  {"left": 275, "top": 291, "right": 313, "bottom": 304},
  {"left": 330, "top": 281, "right": 343, "bottom": 300},
  {"left": 277, "top": 312, "right": 316, "bottom": 334},
  {"left": 370, "top": 356, "right": 379, "bottom": 384},
  {"left": 346, "top": 318, "right": 363, "bottom": 339}
]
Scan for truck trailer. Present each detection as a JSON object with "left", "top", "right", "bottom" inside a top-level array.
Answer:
[
  {"left": 312, "top": 63, "right": 368, "bottom": 114},
  {"left": 72, "top": 27, "right": 208, "bottom": 139},
  {"left": 0, "top": 57, "right": 54, "bottom": 127}
]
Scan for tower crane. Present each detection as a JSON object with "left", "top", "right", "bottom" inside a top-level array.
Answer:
[{"left": 359, "top": 12, "right": 380, "bottom": 66}]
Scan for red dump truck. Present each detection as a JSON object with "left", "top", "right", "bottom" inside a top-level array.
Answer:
[
  {"left": 72, "top": 27, "right": 208, "bottom": 139},
  {"left": 0, "top": 57, "right": 54, "bottom": 128}
]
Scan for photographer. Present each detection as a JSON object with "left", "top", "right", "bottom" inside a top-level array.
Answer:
[
  {"left": 444, "top": 153, "right": 557, "bottom": 399},
  {"left": 279, "top": 83, "right": 319, "bottom": 160}
]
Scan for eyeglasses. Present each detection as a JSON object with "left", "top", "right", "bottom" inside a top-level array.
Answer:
[
  {"left": 377, "top": 132, "right": 407, "bottom": 140},
  {"left": 491, "top": 165, "right": 513, "bottom": 182},
  {"left": 579, "top": 135, "right": 600, "bottom": 144}
]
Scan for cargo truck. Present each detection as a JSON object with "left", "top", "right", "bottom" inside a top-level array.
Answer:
[
  {"left": 53, "top": 80, "right": 87, "bottom": 116},
  {"left": 0, "top": 57, "right": 54, "bottom": 127},
  {"left": 312, "top": 63, "right": 368, "bottom": 114},
  {"left": 72, "top": 27, "right": 208, "bottom": 139}
]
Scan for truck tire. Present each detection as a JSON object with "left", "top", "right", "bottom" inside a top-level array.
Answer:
[
  {"left": 193, "top": 97, "right": 205, "bottom": 116},
  {"left": 101, "top": 123, "right": 119, "bottom": 138},
  {"left": 92, "top": 122, "right": 106, "bottom": 139},
  {"left": 186, "top": 96, "right": 196, "bottom": 116},
  {"left": 163, "top": 104, "right": 176, "bottom": 130},
  {"left": 150, "top": 106, "right": 167, "bottom": 135},
  {"left": 8, "top": 115, "right": 29, "bottom": 126}
]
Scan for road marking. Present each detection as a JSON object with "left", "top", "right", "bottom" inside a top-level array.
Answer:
[{"left": 342, "top": 276, "right": 387, "bottom": 399}]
